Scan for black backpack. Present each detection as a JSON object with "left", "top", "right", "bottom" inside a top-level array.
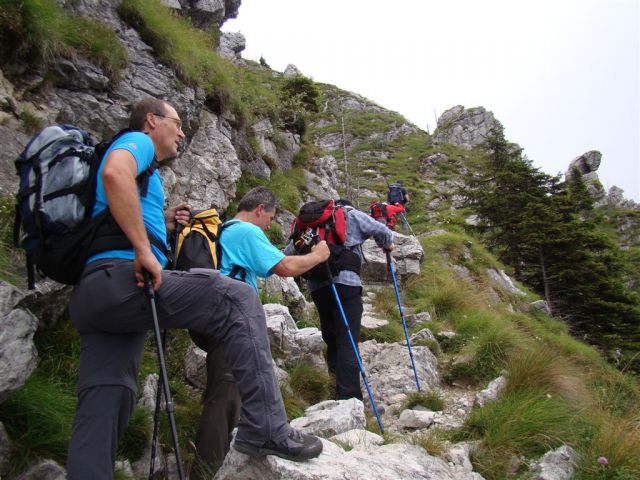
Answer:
[
  {"left": 387, "top": 183, "right": 404, "bottom": 204},
  {"left": 14, "top": 125, "right": 162, "bottom": 288}
]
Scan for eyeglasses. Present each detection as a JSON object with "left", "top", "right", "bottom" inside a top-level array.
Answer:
[{"left": 153, "top": 113, "right": 183, "bottom": 130}]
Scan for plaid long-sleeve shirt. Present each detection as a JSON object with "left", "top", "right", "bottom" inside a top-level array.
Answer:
[{"left": 285, "top": 206, "right": 394, "bottom": 292}]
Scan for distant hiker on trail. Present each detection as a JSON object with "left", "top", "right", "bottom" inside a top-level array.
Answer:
[
  {"left": 370, "top": 200, "right": 406, "bottom": 230},
  {"left": 387, "top": 179, "right": 410, "bottom": 206},
  {"left": 189, "top": 186, "right": 329, "bottom": 477},
  {"left": 66, "top": 97, "right": 323, "bottom": 480},
  {"left": 286, "top": 199, "right": 394, "bottom": 401}
]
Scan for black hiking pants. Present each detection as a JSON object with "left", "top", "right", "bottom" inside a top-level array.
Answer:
[
  {"left": 311, "top": 284, "right": 364, "bottom": 400},
  {"left": 66, "top": 260, "right": 288, "bottom": 480},
  {"left": 189, "top": 331, "right": 241, "bottom": 479}
]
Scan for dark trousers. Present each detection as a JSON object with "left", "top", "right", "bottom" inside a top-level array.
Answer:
[
  {"left": 311, "top": 284, "right": 363, "bottom": 400},
  {"left": 66, "top": 261, "right": 288, "bottom": 480},
  {"left": 189, "top": 332, "right": 241, "bottom": 479}
]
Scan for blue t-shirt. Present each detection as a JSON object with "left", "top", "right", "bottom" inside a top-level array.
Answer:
[
  {"left": 219, "top": 220, "right": 285, "bottom": 293},
  {"left": 87, "top": 132, "right": 169, "bottom": 267}
]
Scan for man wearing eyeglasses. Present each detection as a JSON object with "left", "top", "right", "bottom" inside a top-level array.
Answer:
[{"left": 66, "top": 97, "right": 323, "bottom": 480}]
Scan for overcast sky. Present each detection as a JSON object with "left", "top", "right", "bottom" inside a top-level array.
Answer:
[{"left": 223, "top": 0, "right": 640, "bottom": 201}]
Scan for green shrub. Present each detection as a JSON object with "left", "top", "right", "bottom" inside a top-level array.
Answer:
[{"left": 20, "top": 110, "right": 45, "bottom": 135}]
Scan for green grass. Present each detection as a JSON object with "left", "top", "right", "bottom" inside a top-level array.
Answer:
[
  {"left": 118, "top": 0, "right": 236, "bottom": 114},
  {"left": 0, "top": 0, "right": 127, "bottom": 80},
  {"left": 287, "top": 362, "right": 332, "bottom": 405},
  {"left": 402, "top": 390, "right": 445, "bottom": 411},
  {"left": 0, "top": 373, "right": 76, "bottom": 475},
  {"left": 459, "top": 390, "right": 584, "bottom": 478}
]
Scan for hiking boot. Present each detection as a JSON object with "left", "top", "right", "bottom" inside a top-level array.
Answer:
[{"left": 233, "top": 428, "right": 323, "bottom": 461}]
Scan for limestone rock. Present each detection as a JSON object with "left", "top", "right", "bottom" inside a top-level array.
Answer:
[
  {"left": 218, "top": 31, "right": 246, "bottom": 64},
  {"left": 260, "top": 275, "right": 313, "bottom": 322},
  {"left": 283, "top": 64, "right": 303, "bottom": 78},
  {"left": 216, "top": 441, "right": 485, "bottom": 479},
  {"left": 17, "top": 279, "right": 72, "bottom": 328},
  {"left": 290, "top": 399, "right": 366, "bottom": 437},
  {"left": 329, "top": 429, "right": 384, "bottom": 451},
  {"left": 14, "top": 459, "right": 66, "bottom": 480},
  {"left": 529, "top": 300, "right": 551, "bottom": 315},
  {"left": 486, "top": 269, "right": 526, "bottom": 297},
  {"left": 565, "top": 151, "right": 605, "bottom": 201},
  {"left": 359, "top": 341, "right": 439, "bottom": 406},
  {"left": 527, "top": 445, "right": 578, "bottom": 480},
  {"left": 433, "top": 105, "right": 497, "bottom": 150},
  {"left": 398, "top": 409, "right": 437, "bottom": 429},
  {"left": 405, "top": 312, "right": 432, "bottom": 328},
  {"left": 184, "top": 345, "right": 208, "bottom": 390},
  {"left": 165, "top": 110, "right": 241, "bottom": 210},
  {"left": 0, "top": 422, "right": 11, "bottom": 478},
  {"left": 360, "top": 233, "right": 423, "bottom": 283},
  {"left": 0, "top": 305, "right": 38, "bottom": 403},
  {"left": 302, "top": 155, "right": 340, "bottom": 202},
  {"left": 475, "top": 376, "right": 507, "bottom": 407}
]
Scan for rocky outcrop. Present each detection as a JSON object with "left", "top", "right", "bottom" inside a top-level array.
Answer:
[
  {"left": 433, "top": 105, "right": 497, "bottom": 149},
  {"left": 291, "top": 399, "right": 366, "bottom": 437},
  {"left": 565, "top": 150, "right": 605, "bottom": 201},
  {"left": 360, "top": 233, "right": 424, "bottom": 283},
  {"left": 527, "top": 445, "right": 578, "bottom": 480},
  {"left": 359, "top": 341, "right": 439, "bottom": 407},
  {"left": 0, "top": 422, "right": 11, "bottom": 478},
  {"left": 0, "top": 282, "right": 38, "bottom": 403},
  {"left": 13, "top": 459, "right": 66, "bottom": 480},
  {"left": 217, "top": 31, "right": 246, "bottom": 65},
  {"left": 216, "top": 441, "right": 485, "bottom": 480}
]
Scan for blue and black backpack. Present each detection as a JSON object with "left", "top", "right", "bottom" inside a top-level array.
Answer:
[{"left": 14, "top": 125, "right": 163, "bottom": 288}]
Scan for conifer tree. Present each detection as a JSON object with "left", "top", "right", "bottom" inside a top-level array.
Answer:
[{"left": 466, "top": 128, "right": 640, "bottom": 369}]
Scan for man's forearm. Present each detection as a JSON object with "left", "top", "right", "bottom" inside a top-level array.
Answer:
[{"left": 272, "top": 253, "right": 323, "bottom": 277}]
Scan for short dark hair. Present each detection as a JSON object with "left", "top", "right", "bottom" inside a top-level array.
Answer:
[
  {"left": 129, "top": 98, "right": 169, "bottom": 131},
  {"left": 237, "top": 187, "right": 277, "bottom": 212}
]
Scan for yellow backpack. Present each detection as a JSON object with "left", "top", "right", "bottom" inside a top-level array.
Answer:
[{"left": 174, "top": 208, "right": 222, "bottom": 270}]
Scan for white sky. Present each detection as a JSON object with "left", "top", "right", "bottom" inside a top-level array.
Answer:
[{"left": 223, "top": 0, "right": 640, "bottom": 201}]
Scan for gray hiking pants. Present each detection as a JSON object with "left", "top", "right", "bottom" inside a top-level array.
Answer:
[{"left": 66, "top": 260, "right": 289, "bottom": 480}]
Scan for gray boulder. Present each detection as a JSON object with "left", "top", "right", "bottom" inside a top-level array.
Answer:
[
  {"left": 360, "top": 233, "right": 423, "bottom": 283},
  {"left": 216, "top": 441, "right": 485, "bottom": 479},
  {"left": 433, "top": 105, "right": 497, "bottom": 149},
  {"left": 290, "top": 398, "right": 366, "bottom": 437},
  {"left": 527, "top": 445, "right": 578, "bottom": 480},
  {"left": 475, "top": 376, "right": 507, "bottom": 407},
  {"left": 0, "top": 283, "right": 38, "bottom": 403},
  {"left": 217, "top": 31, "right": 246, "bottom": 64},
  {"left": 14, "top": 459, "right": 66, "bottom": 480},
  {"left": 359, "top": 341, "right": 439, "bottom": 407},
  {"left": 0, "top": 422, "right": 11, "bottom": 478}
]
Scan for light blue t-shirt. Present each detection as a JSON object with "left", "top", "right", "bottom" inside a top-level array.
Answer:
[
  {"left": 87, "top": 131, "right": 169, "bottom": 267},
  {"left": 219, "top": 220, "right": 285, "bottom": 293}
]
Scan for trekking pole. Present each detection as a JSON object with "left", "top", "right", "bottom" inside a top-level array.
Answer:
[
  {"left": 386, "top": 252, "right": 421, "bottom": 392},
  {"left": 324, "top": 264, "right": 384, "bottom": 433},
  {"left": 149, "top": 330, "right": 166, "bottom": 479},
  {"left": 143, "top": 272, "right": 186, "bottom": 480},
  {"left": 399, "top": 212, "right": 415, "bottom": 236}
]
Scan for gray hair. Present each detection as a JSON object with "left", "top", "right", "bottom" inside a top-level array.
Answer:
[{"left": 237, "top": 187, "right": 277, "bottom": 212}]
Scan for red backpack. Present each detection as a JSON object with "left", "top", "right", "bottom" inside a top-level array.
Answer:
[{"left": 290, "top": 200, "right": 361, "bottom": 281}]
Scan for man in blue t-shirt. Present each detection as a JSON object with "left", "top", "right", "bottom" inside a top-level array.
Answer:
[
  {"left": 66, "top": 98, "right": 323, "bottom": 480},
  {"left": 189, "top": 187, "right": 329, "bottom": 477},
  {"left": 219, "top": 187, "right": 330, "bottom": 293}
]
